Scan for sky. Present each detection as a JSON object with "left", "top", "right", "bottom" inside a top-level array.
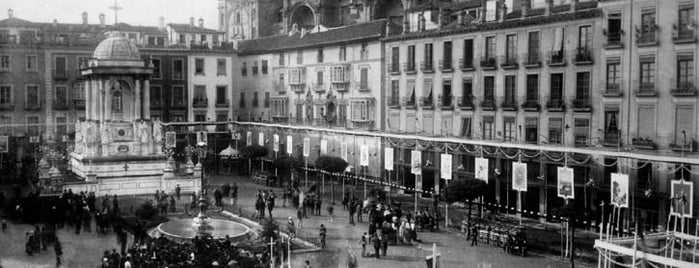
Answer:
[{"left": 2, "top": 0, "right": 219, "bottom": 28}]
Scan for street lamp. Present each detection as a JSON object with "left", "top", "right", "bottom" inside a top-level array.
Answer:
[{"left": 196, "top": 139, "right": 208, "bottom": 193}]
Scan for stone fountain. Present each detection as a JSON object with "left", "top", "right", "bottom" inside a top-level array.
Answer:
[{"left": 192, "top": 193, "right": 214, "bottom": 237}]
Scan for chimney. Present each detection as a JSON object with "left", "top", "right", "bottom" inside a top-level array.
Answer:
[
  {"left": 82, "top": 11, "right": 88, "bottom": 25},
  {"left": 521, "top": 0, "right": 529, "bottom": 17},
  {"left": 198, "top": 18, "right": 204, "bottom": 28},
  {"left": 99, "top": 13, "right": 105, "bottom": 26},
  {"left": 190, "top": 17, "right": 195, "bottom": 27},
  {"left": 158, "top": 16, "right": 165, "bottom": 29},
  {"left": 7, "top": 9, "right": 13, "bottom": 18},
  {"left": 545, "top": 0, "right": 552, "bottom": 16}
]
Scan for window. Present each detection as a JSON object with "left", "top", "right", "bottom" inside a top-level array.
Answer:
[
  {"left": 424, "top": 43, "right": 433, "bottom": 66},
  {"left": 330, "top": 66, "right": 346, "bottom": 83},
  {"left": 112, "top": 91, "right": 123, "bottom": 113},
  {"left": 150, "top": 85, "right": 162, "bottom": 107},
  {"left": 604, "top": 108, "right": 620, "bottom": 141},
  {"left": 442, "top": 79, "right": 452, "bottom": 106},
  {"left": 54, "top": 56, "right": 66, "bottom": 77},
  {"left": 525, "top": 117, "right": 538, "bottom": 144},
  {"left": 216, "top": 86, "right": 227, "bottom": 105},
  {"left": 462, "top": 78, "right": 473, "bottom": 99},
  {"left": 73, "top": 83, "right": 85, "bottom": 100},
  {"left": 296, "top": 50, "right": 303, "bottom": 64},
  {"left": 549, "top": 118, "right": 562, "bottom": 144},
  {"left": 359, "top": 68, "right": 369, "bottom": 90},
  {"left": 640, "top": 9, "right": 656, "bottom": 42},
  {"left": 505, "top": 34, "right": 517, "bottom": 60},
  {"left": 678, "top": 5, "right": 695, "bottom": 39},
  {"left": 391, "top": 47, "right": 400, "bottom": 71},
  {"left": 252, "top": 61, "right": 258, "bottom": 75},
  {"left": 484, "top": 76, "right": 495, "bottom": 100},
  {"left": 485, "top": 37, "right": 495, "bottom": 59},
  {"left": 485, "top": 0, "right": 497, "bottom": 21},
  {"left": 289, "top": 68, "right": 303, "bottom": 84},
  {"left": 639, "top": 55, "right": 655, "bottom": 90},
  {"left": 578, "top": 25, "right": 591, "bottom": 50},
  {"left": 0, "top": 116, "right": 11, "bottom": 135},
  {"left": 239, "top": 92, "right": 246, "bottom": 107},
  {"left": 675, "top": 107, "right": 694, "bottom": 143},
  {"left": 194, "top": 113, "right": 206, "bottom": 124},
  {"left": 527, "top": 32, "right": 540, "bottom": 62},
  {"left": 606, "top": 58, "right": 621, "bottom": 90},
  {"left": 179, "top": 34, "right": 186, "bottom": 44},
  {"left": 576, "top": 72, "right": 590, "bottom": 101},
  {"left": 0, "top": 85, "right": 11, "bottom": 104},
  {"left": 0, "top": 55, "right": 9, "bottom": 71},
  {"left": 279, "top": 52, "right": 285, "bottom": 66},
  {"left": 261, "top": 60, "right": 268, "bottom": 74},
  {"left": 550, "top": 73, "right": 564, "bottom": 101},
  {"left": 56, "top": 116, "right": 67, "bottom": 135},
  {"left": 217, "top": 58, "right": 226, "bottom": 76},
  {"left": 574, "top": 118, "right": 590, "bottom": 146},
  {"left": 278, "top": 73, "right": 285, "bottom": 86},
  {"left": 483, "top": 116, "right": 494, "bottom": 140},
  {"left": 503, "top": 117, "right": 515, "bottom": 141},
  {"left": 216, "top": 113, "right": 228, "bottom": 131},
  {"left": 26, "top": 85, "right": 39, "bottom": 108},
  {"left": 316, "top": 71, "right": 324, "bottom": 86},
  {"left": 317, "top": 48, "right": 324, "bottom": 63},
  {"left": 151, "top": 58, "right": 161, "bottom": 79},
  {"left": 443, "top": 41, "right": 452, "bottom": 69},
  {"left": 55, "top": 85, "right": 68, "bottom": 107},
  {"left": 172, "top": 86, "right": 185, "bottom": 107},
  {"left": 638, "top": 106, "right": 655, "bottom": 140},
  {"left": 526, "top": 74, "right": 539, "bottom": 102},
  {"left": 27, "top": 116, "right": 40, "bottom": 136},
  {"left": 264, "top": 92, "right": 270, "bottom": 108},
  {"left": 194, "top": 85, "right": 207, "bottom": 102},
  {"left": 463, "top": 39, "right": 473, "bottom": 67},
  {"left": 677, "top": 54, "right": 694, "bottom": 88},
  {"left": 360, "top": 43, "right": 368, "bottom": 60},
  {"left": 26, "top": 55, "right": 37, "bottom": 72},
  {"left": 390, "top": 80, "right": 400, "bottom": 100},
  {"left": 241, "top": 62, "right": 247, "bottom": 76},
  {"left": 172, "top": 59, "right": 184, "bottom": 80},
  {"left": 607, "top": 13, "right": 622, "bottom": 44},
  {"left": 252, "top": 92, "right": 259, "bottom": 107},
  {"left": 195, "top": 58, "right": 204, "bottom": 75},
  {"left": 339, "top": 46, "right": 347, "bottom": 61},
  {"left": 460, "top": 117, "right": 472, "bottom": 138},
  {"left": 407, "top": 45, "right": 415, "bottom": 67},
  {"left": 504, "top": 75, "right": 516, "bottom": 104}
]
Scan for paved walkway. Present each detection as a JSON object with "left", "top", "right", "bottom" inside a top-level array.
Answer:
[{"left": 209, "top": 173, "right": 593, "bottom": 268}]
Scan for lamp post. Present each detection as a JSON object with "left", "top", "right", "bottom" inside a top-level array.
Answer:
[{"left": 196, "top": 139, "right": 208, "bottom": 193}]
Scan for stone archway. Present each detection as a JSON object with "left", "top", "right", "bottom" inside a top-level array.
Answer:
[{"left": 289, "top": 4, "right": 316, "bottom": 31}]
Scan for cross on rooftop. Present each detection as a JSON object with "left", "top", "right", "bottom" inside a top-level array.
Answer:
[{"left": 109, "top": 0, "right": 123, "bottom": 24}]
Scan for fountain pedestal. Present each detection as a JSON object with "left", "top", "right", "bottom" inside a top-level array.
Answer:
[{"left": 192, "top": 194, "right": 213, "bottom": 237}]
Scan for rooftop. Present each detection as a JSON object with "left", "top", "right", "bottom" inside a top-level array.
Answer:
[{"left": 167, "top": 23, "right": 224, "bottom": 34}]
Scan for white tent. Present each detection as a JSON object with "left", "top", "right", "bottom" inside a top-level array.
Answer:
[{"left": 219, "top": 146, "right": 241, "bottom": 159}]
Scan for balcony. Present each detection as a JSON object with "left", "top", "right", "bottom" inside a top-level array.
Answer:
[
  {"left": 546, "top": 50, "right": 566, "bottom": 66},
  {"left": 501, "top": 99, "right": 517, "bottom": 111},
  {"left": 193, "top": 98, "right": 208, "bottom": 108},
  {"left": 387, "top": 96, "right": 401, "bottom": 108},
  {"left": 0, "top": 103, "right": 14, "bottom": 111},
  {"left": 54, "top": 70, "right": 68, "bottom": 80},
  {"left": 439, "top": 60, "right": 453, "bottom": 73},
  {"left": 438, "top": 95, "right": 453, "bottom": 110},
  {"left": 403, "top": 62, "right": 417, "bottom": 74},
  {"left": 521, "top": 100, "right": 540, "bottom": 111},
  {"left": 671, "top": 83, "right": 697, "bottom": 97},
  {"left": 420, "top": 96, "right": 434, "bottom": 109},
  {"left": 602, "top": 132, "right": 621, "bottom": 148},
  {"left": 500, "top": 55, "right": 519, "bottom": 69},
  {"left": 457, "top": 96, "right": 474, "bottom": 110},
  {"left": 459, "top": 58, "right": 475, "bottom": 71},
  {"left": 573, "top": 48, "right": 593, "bottom": 65},
  {"left": 274, "top": 83, "right": 286, "bottom": 93},
  {"left": 604, "top": 32, "right": 624, "bottom": 49},
  {"left": 290, "top": 84, "right": 305, "bottom": 93},
  {"left": 403, "top": 96, "right": 416, "bottom": 109},
  {"left": 215, "top": 100, "right": 230, "bottom": 108},
  {"left": 481, "top": 99, "right": 496, "bottom": 111},
  {"left": 546, "top": 99, "right": 565, "bottom": 112},
  {"left": 172, "top": 99, "right": 187, "bottom": 109},
  {"left": 389, "top": 62, "right": 401, "bottom": 74},
  {"left": 636, "top": 83, "right": 657, "bottom": 97},
  {"left": 637, "top": 32, "right": 658, "bottom": 47},
  {"left": 571, "top": 99, "right": 592, "bottom": 112},
  {"left": 349, "top": 119, "right": 375, "bottom": 131},
  {"left": 73, "top": 99, "right": 85, "bottom": 110},
  {"left": 357, "top": 81, "right": 370, "bottom": 92},
  {"left": 25, "top": 103, "right": 41, "bottom": 111},
  {"left": 420, "top": 61, "right": 434, "bottom": 73},
  {"left": 632, "top": 138, "right": 657, "bottom": 150},
  {"left": 603, "top": 84, "right": 623, "bottom": 97},
  {"left": 480, "top": 57, "right": 497, "bottom": 70},
  {"left": 670, "top": 139, "right": 697, "bottom": 153},
  {"left": 524, "top": 53, "right": 541, "bottom": 68},
  {"left": 673, "top": 26, "right": 697, "bottom": 44},
  {"left": 313, "top": 83, "right": 326, "bottom": 93}
]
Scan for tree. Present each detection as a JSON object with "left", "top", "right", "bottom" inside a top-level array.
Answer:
[
  {"left": 315, "top": 155, "right": 348, "bottom": 204},
  {"left": 273, "top": 156, "right": 302, "bottom": 186},
  {"left": 240, "top": 145, "right": 269, "bottom": 174},
  {"left": 444, "top": 178, "right": 488, "bottom": 222}
]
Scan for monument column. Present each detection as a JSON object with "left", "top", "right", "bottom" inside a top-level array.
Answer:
[
  {"left": 135, "top": 79, "right": 142, "bottom": 120},
  {"left": 143, "top": 79, "right": 151, "bottom": 120}
]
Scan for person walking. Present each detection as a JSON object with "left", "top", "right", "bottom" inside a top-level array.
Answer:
[
  {"left": 231, "top": 183, "right": 238, "bottom": 206},
  {"left": 327, "top": 205, "right": 334, "bottom": 222},
  {"left": 319, "top": 224, "right": 327, "bottom": 249},
  {"left": 359, "top": 232, "right": 368, "bottom": 257},
  {"left": 348, "top": 202, "right": 355, "bottom": 224},
  {"left": 54, "top": 239, "right": 63, "bottom": 267},
  {"left": 470, "top": 224, "right": 479, "bottom": 246},
  {"left": 175, "top": 184, "right": 181, "bottom": 201},
  {"left": 356, "top": 203, "right": 363, "bottom": 223},
  {"left": 266, "top": 190, "right": 276, "bottom": 219},
  {"left": 372, "top": 233, "right": 381, "bottom": 259},
  {"left": 297, "top": 208, "right": 304, "bottom": 228}
]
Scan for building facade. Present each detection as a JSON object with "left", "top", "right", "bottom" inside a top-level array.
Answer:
[{"left": 187, "top": 50, "right": 236, "bottom": 136}]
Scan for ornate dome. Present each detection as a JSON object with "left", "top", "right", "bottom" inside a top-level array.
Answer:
[{"left": 93, "top": 37, "right": 141, "bottom": 61}]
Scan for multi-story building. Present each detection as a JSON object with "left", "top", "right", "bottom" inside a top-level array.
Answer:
[
  {"left": 166, "top": 18, "right": 225, "bottom": 49},
  {"left": 139, "top": 48, "right": 189, "bottom": 125},
  {"left": 187, "top": 49, "right": 236, "bottom": 140}
]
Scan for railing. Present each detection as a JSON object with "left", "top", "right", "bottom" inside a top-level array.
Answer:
[
  {"left": 403, "top": 62, "right": 416, "bottom": 73},
  {"left": 479, "top": 56, "right": 497, "bottom": 70},
  {"left": 637, "top": 83, "right": 656, "bottom": 96},
  {"left": 605, "top": 32, "right": 624, "bottom": 48},
  {"left": 632, "top": 138, "right": 657, "bottom": 150},
  {"left": 524, "top": 52, "right": 541, "bottom": 67},
  {"left": 419, "top": 97, "right": 434, "bottom": 109},
  {"left": 573, "top": 48, "right": 593, "bottom": 64},
  {"left": 357, "top": 82, "right": 370, "bottom": 92},
  {"left": 459, "top": 58, "right": 474, "bottom": 71},
  {"left": 349, "top": 120, "right": 375, "bottom": 130},
  {"left": 389, "top": 62, "right": 401, "bottom": 74},
  {"left": 602, "top": 132, "right": 621, "bottom": 147},
  {"left": 420, "top": 61, "right": 434, "bottom": 73},
  {"left": 457, "top": 96, "right": 474, "bottom": 110},
  {"left": 54, "top": 70, "right": 68, "bottom": 79},
  {"left": 501, "top": 99, "right": 517, "bottom": 110},
  {"left": 481, "top": 99, "right": 496, "bottom": 110},
  {"left": 215, "top": 100, "right": 231, "bottom": 108},
  {"left": 172, "top": 99, "right": 187, "bottom": 108},
  {"left": 604, "top": 83, "right": 622, "bottom": 96},
  {"left": 637, "top": 32, "right": 657, "bottom": 46},
  {"left": 0, "top": 103, "right": 14, "bottom": 111},
  {"left": 673, "top": 26, "right": 697, "bottom": 43},
  {"left": 387, "top": 97, "right": 400, "bottom": 108},
  {"left": 439, "top": 60, "right": 453, "bottom": 71},
  {"left": 671, "top": 83, "right": 697, "bottom": 97},
  {"left": 546, "top": 99, "right": 565, "bottom": 111},
  {"left": 73, "top": 99, "right": 85, "bottom": 110},
  {"left": 521, "top": 100, "right": 540, "bottom": 111},
  {"left": 25, "top": 103, "right": 41, "bottom": 111},
  {"left": 438, "top": 95, "right": 453, "bottom": 110},
  {"left": 572, "top": 99, "right": 592, "bottom": 111},
  {"left": 670, "top": 139, "right": 697, "bottom": 153},
  {"left": 546, "top": 50, "right": 566, "bottom": 66},
  {"left": 403, "top": 96, "right": 416, "bottom": 109},
  {"left": 192, "top": 98, "right": 208, "bottom": 108},
  {"left": 500, "top": 55, "right": 518, "bottom": 69}
]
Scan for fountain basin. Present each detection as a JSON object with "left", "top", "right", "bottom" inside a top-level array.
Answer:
[{"left": 155, "top": 217, "right": 251, "bottom": 242}]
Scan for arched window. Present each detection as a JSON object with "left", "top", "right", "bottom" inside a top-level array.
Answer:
[{"left": 113, "top": 91, "right": 123, "bottom": 113}]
